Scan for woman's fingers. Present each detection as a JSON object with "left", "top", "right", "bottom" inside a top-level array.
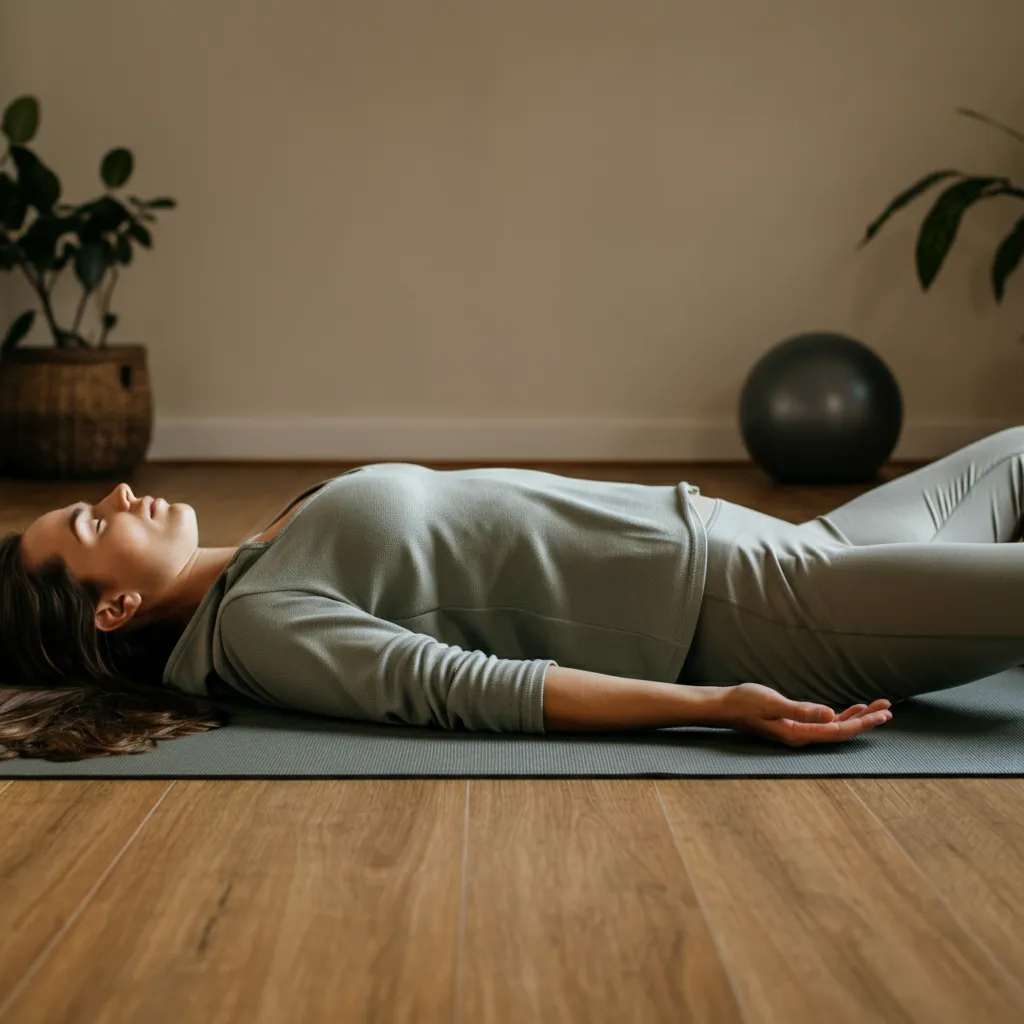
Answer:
[
  {"left": 729, "top": 686, "right": 895, "bottom": 746},
  {"left": 835, "top": 704, "right": 868, "bottom": 722},
  {"left": 769, "top": 698, "right": 837, "bottom": 723},
  {"left": 770, "top": 709, "right": 892, "bottom": 746},
  {"left": 835, "top": 698, "right": 891, "bottom": 722},
  {"left": 769, "top": 694, "right": 892, "bottom": 726}
]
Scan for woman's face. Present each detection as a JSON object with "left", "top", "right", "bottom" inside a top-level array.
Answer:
[{"left": 18, "top": 482, "right": 199, "bottom": 631}]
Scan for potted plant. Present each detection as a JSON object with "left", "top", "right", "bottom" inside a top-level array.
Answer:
[
  {"left": 862, "top": 108, "right": 1024, "bottom": 325},
  {"left": 0, "top": 94, "right": 176, "bottom": 479}
]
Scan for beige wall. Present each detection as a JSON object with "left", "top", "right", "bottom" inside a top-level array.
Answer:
[{"left": 2, "top": 0, "right": 1024, "bottom": 460}]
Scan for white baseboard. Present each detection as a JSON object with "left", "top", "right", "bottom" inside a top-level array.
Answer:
[{"left": 146, "top": 416, "right": 1024, "bottom": 462}]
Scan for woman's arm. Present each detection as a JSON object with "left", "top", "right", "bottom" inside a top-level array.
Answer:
[
  {"left": 542, "top": 665, "right": 728, "bottom": 731},
  {"left": 541, "top": 665, "right": 893, "bottom": 746}
]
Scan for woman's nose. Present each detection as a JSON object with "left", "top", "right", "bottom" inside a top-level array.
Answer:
[{"left": 111, "top": 483, "right": 134, "bottom": 509}]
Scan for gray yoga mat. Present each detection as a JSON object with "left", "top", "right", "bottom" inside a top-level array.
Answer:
[{"left": 2, "top": 669, "right": 1023, "bottom": 778}]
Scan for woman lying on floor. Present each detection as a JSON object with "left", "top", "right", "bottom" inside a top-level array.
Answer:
[{"left": 7, "top": 424, "right": 1024, "bottom": 761}]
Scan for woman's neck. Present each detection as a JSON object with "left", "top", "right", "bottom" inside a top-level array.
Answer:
[{"left": 147, "top": 545, "right": 240, "bottom": 628}]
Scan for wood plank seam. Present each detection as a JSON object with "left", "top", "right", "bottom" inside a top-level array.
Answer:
[
  {"left": 451, "top": 780, "right": 472, "bottom": 1024},
  {"left": 843, "top": 780, "right": 1024, "bottom": 1003},
  {"left": 0, "top": 782, "right": 177, "bottom": 1022},
  {"left": 654, "top": 782, "right": 755, "bottom": 1024}
]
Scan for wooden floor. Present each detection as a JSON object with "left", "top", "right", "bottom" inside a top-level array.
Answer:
[{"left": 1, "top": 459, "right": 1023, "bottom": 1024}]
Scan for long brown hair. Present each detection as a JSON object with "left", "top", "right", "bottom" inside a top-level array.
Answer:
[{"left": 0, "top": 530, "right": 232, "bottom": 761}]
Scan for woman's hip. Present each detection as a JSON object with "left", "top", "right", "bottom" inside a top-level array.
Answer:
[{"left": 679, "top": 496, "right": 1024, "bottom": 706}]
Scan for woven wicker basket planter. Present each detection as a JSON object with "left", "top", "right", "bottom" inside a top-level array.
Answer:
[{"left": 0, "top": 343, "right": 153, "bottom": 480}]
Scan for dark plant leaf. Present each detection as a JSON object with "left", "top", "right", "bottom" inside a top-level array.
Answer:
[
  {"left": 992, "top": 216, "right": 1024, "bottom": 301},
  {"left": 0, "top": 240, "right": 17, "bottom": 270},
  {"left": 2, "top": 310, "right": 36, "bottom": 351},
  {"left": 1, "top": 96, "right": 40, "bottom": 145},
  {"left": 114, "top": 233, "right": 132, "bottom": 264},
  {"left": 916, "top": 176, "right": 1008, "bottom": 290},
  {"left": 957, "top": 108, "right": 1024, "bottom": 147},
  {"left": 0, "top": 171, "right": 28, "bottom": 231},
  {"left": 86, "top": 195, "right": 130, "bottom": 234},
  {"left": 10, "top": 146, "right": 61, "bottom": 211},
  {"left": 56, "top": 240, "right": 78, "bottom": 270},
  {"left": 145, "top": 197, "right": 177, "bottom": 209},
  {"left": 19, "top": 213, "right": 65, "bottom": 271},
  {"left": 103, "top": 313, "right": 118, "bottom": 332},
  {"left": 861, "top": 170, "right": 960, "bottom": 246},
  {"left": 54, "top": 213, "right": 82, "bottom": 234},
  {"left": 77, "top": 211, "right": 104, "bottom": 244},
  {"left": 74, "top": 241, "right": 108, "bottom": 292},
  {"left": 100, "top": 148, "right": 134, "bottom": 189},
  {"left": 73, "top": 198, "right": 106, "bottom": 216},
  {"left": 128, "top": 220, "right": 152, "bottom": 248}
]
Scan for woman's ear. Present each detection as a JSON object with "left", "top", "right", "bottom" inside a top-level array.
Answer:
[{"left": 94, "top": 592, "right": 143, "bottom": 633}]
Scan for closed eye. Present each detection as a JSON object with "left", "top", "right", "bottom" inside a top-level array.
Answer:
[{"left": 69, "top": 503, "right": 103, "bottom": 541}]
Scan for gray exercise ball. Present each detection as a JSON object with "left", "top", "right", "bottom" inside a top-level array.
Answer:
[{"left": 738, "top": 332, "right": 903, "bottom": 484}]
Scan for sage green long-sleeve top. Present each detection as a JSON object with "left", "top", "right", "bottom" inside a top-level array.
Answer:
[{"left": 162, "top": 463, "right": 709, "bottom": 733}]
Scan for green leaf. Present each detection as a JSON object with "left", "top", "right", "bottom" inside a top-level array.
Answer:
[
  {"left": 114, "top": 233, "right": 132, "bottom": 264},
  {"left": 99, "top": 236, "right": 117, "bottom": 265},
  {"left": 1, "top": 96, "right": 40, "bottom": 144},
  {"left": 992, "top": 216, "right": 1024, "bottom": 302},
  {"left": 957, "top": 108, "right": 1024, "bottom": 147},
  {"left": 145, "top": 197, "right": 176, "bottom": 209},
  {"left": 56, "top": 240, "right": 78, "bottom": 270},
  {"left": 19, "top": 212, "right": 65, "bottom": 271},
  {"left": 74, "top": 241, "right": 108, "bottom": 292},
  {"left": 0, "top": 171, "right": 28, "bottom": 230},
  {"left": 75, "top": 203, "right": 106, "bottom": 243},
  {"left": 10, "top": 146, "right": 61, "bottom": 211},
  {"left": 102, "top": 313, "right": 118, "bottom": 332},
  {"left": 0, "top": 240, "right": 17, "bottom": 270},
  {"left": 861, "top": 170, "right": 960, "bottom": 246},
  {"left": 87, "top": 195, "right": 129, "bottom": 234},
  {"left": 916, "top": 176, "right": 1009, "bottom": 290},
  {"left": 100, "top": 148, "right": 134, "bottom": 189},
  {"left": 128, "top": 220, "right": 151, "bottom": 248},
  {"left": 72, "top": 197, "right": 105, "bottom": 215},
  {"left": 2, "top": 310, "right": 36, "bottom": 351}
]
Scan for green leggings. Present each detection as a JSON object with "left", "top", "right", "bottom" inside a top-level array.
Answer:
[{"left": 678, "top": 425, "right": 1024, "bottom": 708}]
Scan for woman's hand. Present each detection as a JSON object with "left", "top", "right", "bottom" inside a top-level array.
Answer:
[
  {"left": 539, "top": 665, "right": 892, "bottom": 740},
  {"left": 713, "top": 682, "right": 892, "bottom": 747}
]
